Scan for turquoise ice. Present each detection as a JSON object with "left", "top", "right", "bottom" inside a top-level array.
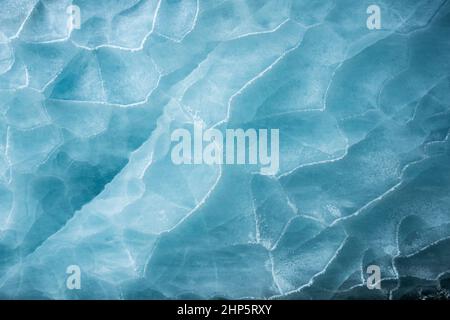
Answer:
[{"left": 0, "top": 0, "right": 449, "bottom": 299}]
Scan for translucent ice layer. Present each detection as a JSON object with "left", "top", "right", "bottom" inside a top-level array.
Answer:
[{"left": 0, "top": 0, "right": 450, "bottom": 299}]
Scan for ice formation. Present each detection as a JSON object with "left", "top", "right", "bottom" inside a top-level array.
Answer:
[{"left": 0, "top": 0, "right": 450, "bottom": 299}]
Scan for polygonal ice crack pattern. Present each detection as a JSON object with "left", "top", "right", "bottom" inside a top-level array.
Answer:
[{"left": 0, "top": 0, "right": 449, "bottom": 300}]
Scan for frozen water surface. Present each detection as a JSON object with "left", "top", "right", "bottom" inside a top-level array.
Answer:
[{"left": 0, "top": 0, "right": 450, "bottom": 299}]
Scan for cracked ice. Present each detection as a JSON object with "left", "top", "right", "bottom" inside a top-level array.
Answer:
[{"left": 0, "top": 0, "right": 450, "bottom": 299}]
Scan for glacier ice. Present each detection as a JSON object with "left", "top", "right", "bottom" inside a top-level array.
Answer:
[{"left": 0, "top": 0, "right": 450, "bottom": 300}]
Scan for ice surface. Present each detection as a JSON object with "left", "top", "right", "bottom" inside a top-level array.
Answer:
[{"left": 0, "top": 0, "right": 450, "bottom": 299}]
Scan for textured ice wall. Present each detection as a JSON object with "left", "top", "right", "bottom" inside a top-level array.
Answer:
[{"left": 0, "top": 0, "right": 450, "bottom": 299}]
